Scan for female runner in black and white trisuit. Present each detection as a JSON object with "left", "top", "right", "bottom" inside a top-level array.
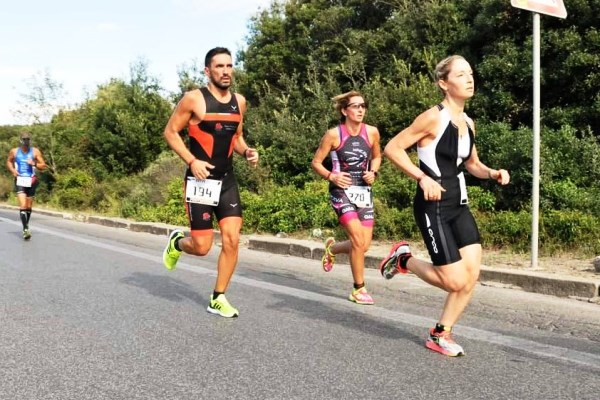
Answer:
[{"left": 381, "top": 55, "right": 510, "bottom": 356}]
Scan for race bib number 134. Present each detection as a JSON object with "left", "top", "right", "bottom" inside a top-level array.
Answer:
[{"left": 185, "top": 177, "right": 222, "bottom": 206}]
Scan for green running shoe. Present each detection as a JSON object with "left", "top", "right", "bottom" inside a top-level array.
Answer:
[
  {"left": 207, "top": 294, "right": 239, "bottom": 318},
  {"left": 22, "top": 229, "right": 32, "bottom": 240},
  {"left": 163, "top": 229, "right": 184, "bottom": 270}
]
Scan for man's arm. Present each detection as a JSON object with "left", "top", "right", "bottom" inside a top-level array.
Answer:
[
  {"left": 32, "top": 148, "right": 47, "bottom": 170},
  {"left": 163, "top": 90, "right": 216, "bottom": 179},
  {"left": 6, "top": 149, "right": 17, "bottom": 177},
  {"left": 164, "top": 92, "right": 199, "bottom": 166}
]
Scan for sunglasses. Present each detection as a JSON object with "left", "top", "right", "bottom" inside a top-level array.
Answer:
[{"left": 346, "top": 103, "right": 368, "bottom": 110}]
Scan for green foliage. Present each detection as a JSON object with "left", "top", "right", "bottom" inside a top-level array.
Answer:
[
  {"left": 372, "top": 161, "right": 415, "bottom": 210},
  {"left": 478, "top": 210, "right": 532, "bottom": 252},
  {"left": 467, "top": 186, "right": 496, "bottom": 212},
  {"left": 241, "top": 180, "right": 336, "bottom": 233},
  {"left": 134, "top": 178, "right": 188, "bottom": 227},
  {"left": 74, "top": 60, "right": 172, "bottom": 178},
  {"left": 49, "top": 169, "right": 105, "bottom": 211},
  {"left": 372, "top": 201, "right": 419, "bottom": 241},
  {"left": 0, "top": 175, "right": 13, "bottom": 200},
  {"left": 540, "top": 210, "right": 600, "bottom": 255}
]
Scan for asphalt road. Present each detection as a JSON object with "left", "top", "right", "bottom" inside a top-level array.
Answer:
[{"left": 1, "top": 210, "right": 599, "bottom": 400}]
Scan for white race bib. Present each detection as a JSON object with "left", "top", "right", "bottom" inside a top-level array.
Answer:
[
  {"left": 344, "top": 185, "right": 373, "bottom": 208},
  {"left": 16, "top": 176, "right": 33, "bottom": 188},
  {"left": 458, "top": 172, "right": 468, "bottom": 205},
  {"left": 185, "top": 177, "right": 222, "bottom": 206}
]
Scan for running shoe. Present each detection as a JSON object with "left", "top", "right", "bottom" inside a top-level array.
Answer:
[
  {"left": 322, "top": 237, "right": 336, "bottom": 272},
  {"left": 348, "top": 287, "right": 374, "bottom": 305},
  {"left": 163, "top": 229, "right": 184, "bottom": 270},
  {"left": 425, "top": 328, "right": 465, "bottom": 357},
  {"left": 207, "top": 294, "right": 239, "bottom": 318},
  {"left": 379, "top": 241, "right": 411, "bottom": 279},
  {"left": 22, "top": 229, "right": 31, "bottom": 240}
]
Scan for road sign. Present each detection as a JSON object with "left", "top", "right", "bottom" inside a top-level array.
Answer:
[{"left": 511, "top": 0, "right": 567, "bottom": 18}]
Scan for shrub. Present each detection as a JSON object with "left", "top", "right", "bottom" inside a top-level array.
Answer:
[
  {"left": 478, "top": 210, "right": 532, "bottom": 252},
  {"left": 0, "top": 175, "right": 13, "bottom": 200},
  {"left": 373, "top": 201, "right": 419, "bottom": 241},
  {"left": 241, "top": 180, "right": 336, "bottom": 233},
  {"left": 49, "top": 169, "right": 96, "bottom": 210},
  {"left": 540, "top": 210, "right": 600, "bottom": 255},
  {"left": 467, "top": 186, "right": 496, "bottom": 212}
]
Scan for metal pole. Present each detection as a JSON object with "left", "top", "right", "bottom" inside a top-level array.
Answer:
[{"left": 531, "top": 13, "right": 541, "bottom": 269}]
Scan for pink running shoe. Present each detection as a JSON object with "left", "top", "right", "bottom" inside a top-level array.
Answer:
[
  {"left": 379, "top": 241, "right": 411, "bottom": 279},
  {"left": 322, "top": 237, "right": 336, "bottom": 272},
  {"left": 348, "top": 287, "right": 374, "bottom": 305},
  {"left": 425, "top": 328, "right": 465, "bottom": 357}
]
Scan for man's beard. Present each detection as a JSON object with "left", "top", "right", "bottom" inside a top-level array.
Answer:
[{"left": 212, "top": 79, "right": 231, "bottom": 91}]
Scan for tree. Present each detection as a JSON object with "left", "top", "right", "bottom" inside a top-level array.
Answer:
[{"left": 77, "top": 59, "right": 173, "bottom": 177}]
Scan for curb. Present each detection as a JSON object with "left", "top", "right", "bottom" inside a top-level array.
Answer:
[
  {"left": 2, "top": 204, "right": 599, "bottom": 301},
  {"left": 247, "top": 236, "right": 600, "bottom": 301}
]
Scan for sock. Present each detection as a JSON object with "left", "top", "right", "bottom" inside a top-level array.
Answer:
[
  {"left": 435, "top": 323, "right": 451, "bottom": 334},
  {"left": 353, "top": 282, "right": 365, "bottom": 290},
  {"left": 212, "top": 291, "right": 224, "bottom": 300},
  {"left": 26, "top": 209, "right": 32, "bottom": 224},
  {"left": 399, "top": 253, "right": 412, "bottom": 269},
  {"left": 19, "top": 210, "right": 28, "bottom": 229},
  {"left": 174, "top": 237, "right": 182, "bottom": 252}
]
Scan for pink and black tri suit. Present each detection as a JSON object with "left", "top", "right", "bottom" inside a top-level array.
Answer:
[{"left": 328, "top": 123, "right": 374, "bottom": 227}]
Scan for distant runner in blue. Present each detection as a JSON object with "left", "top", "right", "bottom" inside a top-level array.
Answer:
[{"left": 6, "top": 131, "right": 47, "bottom": 240}]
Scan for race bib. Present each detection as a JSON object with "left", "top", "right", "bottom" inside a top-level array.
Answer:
[
  {"left": 458, "top": 172, "right": 468, "bottom": 205},
  {"left": 16, "top": 176, "right": 33, "bottom": 188},
  {"left": 185, "top": 177, "right": 222, "bottom": 206},
  {"left": 344, "top": 185, "right": 373, "bottom": 208}
]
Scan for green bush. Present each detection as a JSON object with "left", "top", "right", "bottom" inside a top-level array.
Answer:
[
  {"left": 478, "top": 210, "right": 532, "bottom": 252},
  {"left": 540, "top": 210, "right": 600, "bottom": 254},
  {"left": 467, "top": 186, "right": 496, "bottom": 212},
  {"left": 0, "top": 175, "right": 13, "bottom": 200},
  {"left": 373, "top": 201, "right": 419, "bottom": 241},
  {"left": 131, "top": 178, "right": 188, "bottom": 227},
  {"left": 49, "top": 169, "right": 96, "bottom": 210},
  {"left": 540, "top": 179, "right": 593, "bottom": 212},
  {"left": 241, "top": 180, "right": 336, "bottom": 233}
]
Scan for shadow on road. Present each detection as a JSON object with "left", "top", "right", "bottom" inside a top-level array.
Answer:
[
  {"left": 121, "top": 272, "right": 206, "bottom": 305},
  {"left": 267, "top": 292, "right": 424, "bottom": 348}
]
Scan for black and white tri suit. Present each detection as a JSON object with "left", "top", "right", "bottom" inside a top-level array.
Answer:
[{"left": 413, "top": 104, "right": 481, "bottom": 266}]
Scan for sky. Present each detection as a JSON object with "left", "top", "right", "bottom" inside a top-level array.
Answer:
[{"left": 0, "top": 0, "right": 274, "bottom": 125}]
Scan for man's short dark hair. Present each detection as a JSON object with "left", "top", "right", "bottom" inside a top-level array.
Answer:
[{"left": 205, "top": 47, "right": 231, "bottom": 68}]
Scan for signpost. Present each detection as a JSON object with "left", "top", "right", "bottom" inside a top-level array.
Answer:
[
  {"left": 510, "top": 1, "right": 567, "bottom": 269},
  {"left": 511, "top": 0, "right": 567, "bottom": 18}
]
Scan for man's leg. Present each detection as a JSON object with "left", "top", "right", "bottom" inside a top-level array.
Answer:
[
  {"left": 214, "top": 216, "right": 242, "bottom": 293},
  {"left": 24, "top": 196, "right": 34, "bottom": 229},
  {"left": 16, "top": 192, "right": 32, "bottom": 239},
  {"left": 205, "top": 216, "right": 242, "bottom": 318}
]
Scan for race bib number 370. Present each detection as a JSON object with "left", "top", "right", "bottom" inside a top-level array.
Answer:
[
  {"left": 185, "top": 177, "right": 222, "bottom": 206},
  {"left": 344, "top": 185, "right": 373, "bottom": 208}
]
